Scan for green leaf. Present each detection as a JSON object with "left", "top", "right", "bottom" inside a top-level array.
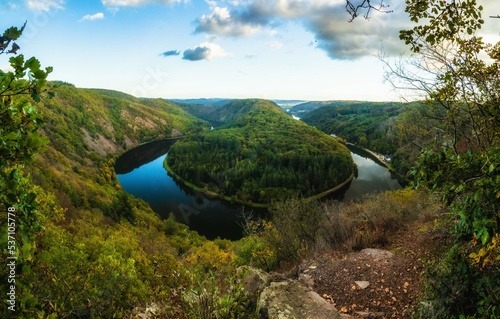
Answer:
[{"left": 488, "top": 164, "right": 495, "bottom": 173}]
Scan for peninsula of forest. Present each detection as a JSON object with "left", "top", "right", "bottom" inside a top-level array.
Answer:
[{"left": 164, "top": 99, "right": 355, "bottom": 206}]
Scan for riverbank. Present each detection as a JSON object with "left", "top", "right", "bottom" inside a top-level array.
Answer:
[
  {"left": 305, "top": 173, "right": 355, "bottom": 202},
  {"left": 163, "top": 157, "right": 270, "bottom": 208},
  {"left": 345, "top": 143, "right": 408, "bottom": 187},
  {"left": 346, "top": 142, "right": 389, "bottom": 168},
  {"left": 163, "top": 157, "right": 355, "bottom": 209}
]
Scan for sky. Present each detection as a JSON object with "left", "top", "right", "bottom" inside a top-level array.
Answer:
[{"left": 1, "top": 0, "right": 499, "bottom": 101}]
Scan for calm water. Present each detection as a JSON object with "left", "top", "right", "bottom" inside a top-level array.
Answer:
[
  {"left": 334, "top": 145, "right": 402, "bottom": 201},
  {"left": 116, "top": 140, "right": 401, "bottom": 239}
]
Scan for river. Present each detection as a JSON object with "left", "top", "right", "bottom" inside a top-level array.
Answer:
[{"left": 115, "top": 139, "right": 402, "bottom": 240}]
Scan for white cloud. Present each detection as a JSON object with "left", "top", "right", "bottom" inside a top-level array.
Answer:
[
  {"left": 101, "top": 0, "right": 186, "bottom": 7},
  {"left": 182, "top": 42, "right": 229, "bottom": 61},
  {"left": 26, "top": 0, "right": 64, "bottom": 11},
  {"left": 193, "top": 0, "right": 409, "bottom": 60},
  {"left": 80, "top": 12, "right": 105, "bottom": 22},
  {"left": 305, "top": 2, "right": 409, "bottom": 59},
  {"left": 195, "top": 6, "right": 261, "bottom": 36}
]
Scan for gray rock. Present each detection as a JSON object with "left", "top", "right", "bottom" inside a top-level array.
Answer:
[
  {"left": 354, "top": 281, "right": 370, "bottom": 289},
  {"left": 360, "top": 248, "right": 394, "bottom": 260},
  {"left": 238, "top": 266, "right": 269, "bottom": 297},
  {"left": 257, "top": 280, "right": 342, "bottom": 319}
]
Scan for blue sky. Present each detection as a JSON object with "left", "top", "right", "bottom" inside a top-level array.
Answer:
[{"left": 1, "top": 0, "right": 499, "bottom": 101}]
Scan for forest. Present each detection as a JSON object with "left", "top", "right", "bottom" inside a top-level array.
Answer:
[
  {"left": 300, "top": 101, "right": 407, "bottom": 154},
  {"left": 165, "top": 99, "right": 354, "bottom": 205}
]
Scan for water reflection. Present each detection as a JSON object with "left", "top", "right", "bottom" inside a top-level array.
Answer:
[
  {"left": 116, "top": 140, "right": 401, "bottom": 239},
  {"left": 117, "top": 148, "right": 261, "bottom": 240},
  {"left": 334, "top": 150, "right": 401, "bottom": 201}
]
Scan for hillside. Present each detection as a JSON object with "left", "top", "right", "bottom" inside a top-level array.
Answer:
[
  {"left": 289, "top": 100, "right": 361, "bottom": 117},
  {"left": 28, "top": 82, "right": 209, "bottom": 215},
  {"left": 165, "top": 99, "right": 355, "bottom": 205},
  {"left": 300, "top": 102, "right": 410, "bottom": 155},
  {"left": 204, "top": 98, "right": 285, "bottom": 127},
  {"left": 174, "top": 99, "right": 309, "bottom": 124}
]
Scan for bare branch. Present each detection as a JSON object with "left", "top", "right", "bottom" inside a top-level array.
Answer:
[{"left": 345, "top": 0, "right": 393, "bottom": 22}]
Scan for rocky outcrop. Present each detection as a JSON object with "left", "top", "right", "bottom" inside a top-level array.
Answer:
[
  {"left": 257, "top": 279, "right": 342, "bottom": 319},
  {"left": 238, "top": 266, "right": 269, "bottom": 299}
]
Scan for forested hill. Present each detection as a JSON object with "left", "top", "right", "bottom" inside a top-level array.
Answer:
[
  {"left": 204, "top": 99, "right": 287, "bottom": 127},
  {"left": 288, "top": 100, "right": 360, "bottom": 117},
  {"left": 174, "top": 99, "right": 299, "bottom": 127},
  {"left": 300, "top": 102, "right": 411, "bottom": 155},
  {"left": 40, "top": 82, "right": 208, "bottom": 156},
  {"left": 166, "top": 99, "right": 355, "bottom": 205},
  {"left": 29, "top": 82, "right": 209, "bottom": 215}
]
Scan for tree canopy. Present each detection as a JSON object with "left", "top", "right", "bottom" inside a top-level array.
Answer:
[
  {"left": 387, "top": 1, "right": 500, "bottom": 317},
  {"left": 166, "top": 99, "right": 355, "bottom": 205}
]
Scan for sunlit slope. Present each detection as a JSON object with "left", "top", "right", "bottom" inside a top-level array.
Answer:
[{"left": 29, "top": 82, "right": 209, "bottom": 213}]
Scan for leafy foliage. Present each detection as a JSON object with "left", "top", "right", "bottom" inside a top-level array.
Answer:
[
  {"left": 238, "top": 190, "right": 440, "bottom": 271},
  {"left": 400, "top": 0, "right": 484, "bottom": 53},
  {"left": 0, "top": 23, "right": 55, "bottom": 318},
  {"left": 396, "top": 1, "right": 500, "bottom": 317}
]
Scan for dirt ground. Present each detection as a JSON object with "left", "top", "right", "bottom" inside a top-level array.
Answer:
[{"left": 301, "top": 221, "right": 448, "bottom": 318}]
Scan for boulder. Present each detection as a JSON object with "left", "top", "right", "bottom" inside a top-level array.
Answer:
[
  {"left": 238, "top": 266, "right": 269, "bottom": 297},
  {"left": 360, "top": 248, "right": 394, "bottom": 260},
  {"left": 257, "top": 280, "right": 342, "bottom": 319}
]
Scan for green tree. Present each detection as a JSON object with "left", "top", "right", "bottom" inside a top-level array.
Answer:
[
  {"left": 389, "top": 1, "right": 499, "bottom": 317},
  {"left": 0, "top": 23, "right": 53, "bottom": 317}
]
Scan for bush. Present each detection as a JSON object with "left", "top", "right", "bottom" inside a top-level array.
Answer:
[
  {"left": 417, "top": 245, "right": 500, "bottom": 319},
  {"left": 240, "top": 190, "right": 441, "bottom": 270},
  {"left": 182, "top": 267, "right": 251, "bottom": 319}
]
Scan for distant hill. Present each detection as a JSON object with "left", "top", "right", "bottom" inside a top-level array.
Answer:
[
  {"left": 169, "top": 101, "right": 217, "bottom": 122},
  {"left": 169, "top": 98, "right": 232, "bottom": 107},
  {"left": 170, "top": 98, "right": 307, "bottom": 108},
  {"left": 171, "top": 99, "right": 308, "bottom": 125},
  {"left": 301, "top": 101, "right": 410, "bottom": 154},
  {"left": 272, "top": 99, "right": 308, "bottom": 108},
  {"left": 289, "top": 100, "right": 365, "bottom": 117},
  {"left": 165, "top": 99, "right": 354, "bottom": 205},
  {"left": 203, "top": 99, "right": 290, "bottom": 127}
]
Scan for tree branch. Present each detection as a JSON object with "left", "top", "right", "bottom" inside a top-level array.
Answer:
[{"left": 345, "top": 0, "right": 393, "bottom": 22}]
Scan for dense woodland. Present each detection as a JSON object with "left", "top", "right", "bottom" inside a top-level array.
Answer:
[
  {"left": 0, "top": 1, "right": 499, "bottom": 318},
  {"left": 298, "top": 101, "right": 433, "bottom": 177},
  {"left": 300, "top": 101, "right": 408, "bottom": 154},
  {"left": 166, "top": 99, "right": 355, "bottom": 205}
]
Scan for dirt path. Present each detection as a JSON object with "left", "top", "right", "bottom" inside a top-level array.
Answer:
[{"left": 302, "top": 221, "right": 444, "bottom": 318}]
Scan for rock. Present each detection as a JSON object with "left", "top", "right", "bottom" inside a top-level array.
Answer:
[
  {"left": 354, "top": 281, "right": 370, "bottom": 289},
  {"left": 298, "top": 272, "right": 315, "bottom": 289},
  {"left": 238, "top": 266, "right": 269, "bottom": 298},
  {"left": 360, "top": 248, "right": 394, "bottom": 260},
  {"left": 257, "top": 280, "right": 342, "bottom": 319}
]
